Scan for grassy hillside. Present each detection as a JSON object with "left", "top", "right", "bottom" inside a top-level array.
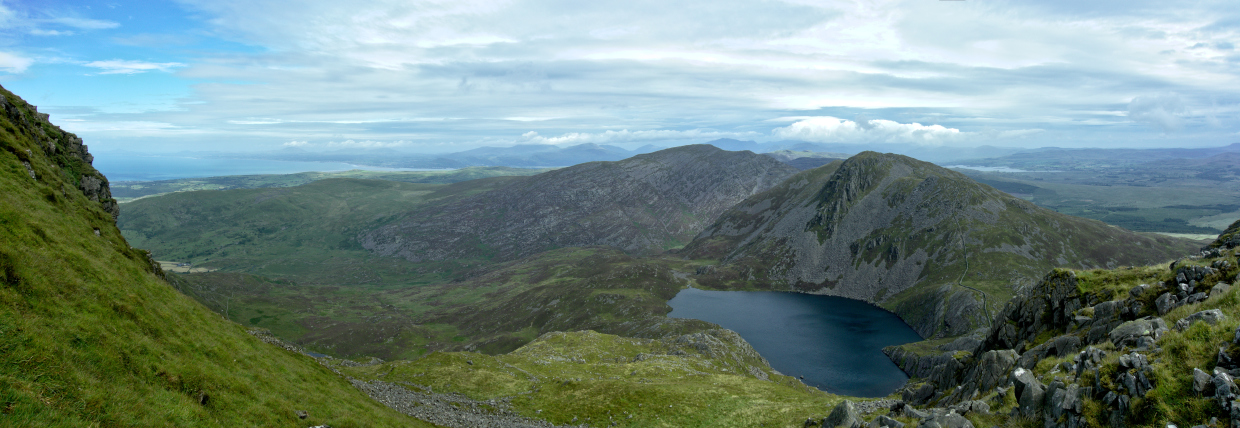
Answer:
[
  {"left": 338, "top": 329, "right": 845, "bottom": 427},
  {"left": 168, "top": 247, "right": 720, "bottom": 360},
  {"left": 0, "top": 85, "right": 426, "bottom": 426},
  {"left": 119, "top": 176, "right": 522, "bottom": 285}
]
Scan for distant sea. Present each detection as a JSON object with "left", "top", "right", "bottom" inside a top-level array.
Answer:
[
  {"left": 93, "top": 154, "right": 438, "bottom": 182},
  {"left": 944, "top": 165, "right": 1035, "bottom": 173}
]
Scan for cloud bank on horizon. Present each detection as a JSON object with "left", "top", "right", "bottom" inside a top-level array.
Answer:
[{"left": 0, "top": 0, "right": 1237, "bottom": 153}]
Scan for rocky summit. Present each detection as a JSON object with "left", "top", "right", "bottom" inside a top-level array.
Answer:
[
  {"left": 360, "top": 144, "right": 798, "bottom": 263},
  {"left": 685, "top": 152, "right": 1198, "bottom": 338}
]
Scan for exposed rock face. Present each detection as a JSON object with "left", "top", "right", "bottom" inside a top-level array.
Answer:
[
  {"left": 360, "top": 145, "right": 798, "bottom": 263},
  {"left": 0, "top": 85, "right": 118, "bottom": 219},
  {"left": 684, "top": 152, "right": 1196, "bottom": 337}
]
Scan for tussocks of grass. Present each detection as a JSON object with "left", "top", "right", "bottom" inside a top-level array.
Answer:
[
  {"left": 0, "top": 86, "right": 425, "bottom": 427},
  {"left": 343, "top": 330, "right": 847, "bottom": 428}
]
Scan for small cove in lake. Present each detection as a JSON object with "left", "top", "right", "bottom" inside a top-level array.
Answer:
[{"left": 667, "top": 287, "right": 922, "bottom": 397}]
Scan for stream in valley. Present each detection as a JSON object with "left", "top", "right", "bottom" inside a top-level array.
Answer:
[{"left": 667, "top": 288, "right": 922, "bottom": 397}]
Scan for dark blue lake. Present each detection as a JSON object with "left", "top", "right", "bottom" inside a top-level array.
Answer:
[{"left": 667, "top": 288, "right": 922, "bottom": 397}]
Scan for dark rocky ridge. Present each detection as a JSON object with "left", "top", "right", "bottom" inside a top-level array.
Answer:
[
  {"left": 360, "top": 144, "right": 799, "bottom": 263},
  {"left": 684, "top": 152, "right": 1198, "bottom": 338},
  {"left": 0, "top": 85, "right": 117, "bottom": 219}
]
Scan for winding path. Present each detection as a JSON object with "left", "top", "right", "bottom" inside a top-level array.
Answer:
[{"left": 955, "top": 236, "right": 993, "bottom": 327}]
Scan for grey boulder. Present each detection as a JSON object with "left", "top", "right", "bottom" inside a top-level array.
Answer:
[
  {"left": 1176, "top": 309, "right": 1227, "bottom": 331},
  {"left": 867, "top": 414, "right": 905, "bottom": 428},
  {"left": 823, "top": 400, "right": 864, "bottom": 428},
  {"left": 1109, "top": 318, "right": 1168, "bottom": 350}
]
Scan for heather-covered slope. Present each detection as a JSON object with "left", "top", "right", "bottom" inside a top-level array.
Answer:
[
  {"left": 684, "top": 152, "right": 1198, "bottom": 338},
  {"left": 0, "top": 86, "right": 424, "bottom": 426},
  {"left": 360, "top": 144, "right": 800, "bottom": 263}
]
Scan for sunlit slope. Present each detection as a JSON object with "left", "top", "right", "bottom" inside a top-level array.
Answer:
[
  {"left": 119, "top": 176, "right": 517, "bottom": 285},
  {"left": 339, "top": 329, "right": 845, "bottom": 428},
  {"left": 0, "top": 85, "right": 426, "bottom": 427},
  {"left": 685, "top": 152, "right": 1199, "bottom": 338}
]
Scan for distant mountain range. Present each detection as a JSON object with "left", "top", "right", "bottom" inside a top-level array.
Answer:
[
  {"left": 174, "top": 142, "right": 658, "bottom": 169},
  {"left": 120, "top": 139, "right": 1240, "bottom": 174},
  {"left": 952, "top": 143, "right": 1240, "bottom": 171}
]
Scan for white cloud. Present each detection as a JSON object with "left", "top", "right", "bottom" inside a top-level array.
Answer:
[
  {"left": 1127, "top": 93, "right": 1189, "bottom": 132},
  {"left": 30, "top": 29, "right": 74, "bottom": 36},
  {"left": 283, "top": 140, "right": 309, "bottom": 147},
  {"left": 771, "top": 117, "right": 965, "bottom": 145},
  {"left": 0, "top": 51, "right": 32, "bottom": 73},
  {"left": 519, "top": 129, "right": 762, "bottom": 146},
  {"left": 83, "top": 60, "right": 186, "bottom": 74},
  {"left": 44, "top": 17, "right": 119, "bottom": 30},
  {"left": 33, "top": 0, "right": 1240, "bottom": 152}
]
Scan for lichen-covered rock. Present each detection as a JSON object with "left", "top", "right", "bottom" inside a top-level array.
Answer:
[
  {"left": 916, "top": 409, "right": 973, "bottom": 428},
  {"left": 822, "top": 400, "right": 864, "bottom": 428},
  {"left": 867, "top": 414, "right": 905, "bottom": 428},
  {"left": 1195, "top": 368, "right": 1216, "bottom": 396},
  {"left": 1018, "top": 335, "right": 1081, "bottom": 369},
  {"left": 1108, "top": 318, "right": 1168, "bottom": 350},
  {"left": 1011, "top": 367, "right": 1045, "bottom": 418},
  {"left": 1212, "top": 283, "right": 1233, "bottom": 299},
  {"left": 1176, "top": 309, "right": 1228, "bottom": 331}
]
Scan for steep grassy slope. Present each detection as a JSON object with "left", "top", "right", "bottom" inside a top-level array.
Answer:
[
  {"left": 684, "top": 152, "right": 1199, "bottom": 338},
  {"left": 111, "top": 166, "right": 552, "bottom": 202},
  {"left": 0, "top": 86, "right": 425, "bottom": 426}
]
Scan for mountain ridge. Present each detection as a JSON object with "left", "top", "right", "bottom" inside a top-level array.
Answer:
[
  {"left": 684, "top": 151, "right": 1199, "bottom": 338},
  {"left": 359, "top": 144, "right": 800, "bottom": 263}
]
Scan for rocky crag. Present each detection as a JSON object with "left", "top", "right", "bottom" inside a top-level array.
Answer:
[
  {"left": 0, "top": 87, "right": 118, "bottom": 220},
  {"left": 360, "top": 144, "right": 798, "bottom": 263},
  {"left": 684, "top": 152, "right": 1198, "bottom": 338},
  {"left": 880, "top": 219, "right": 1240, "bottom": 428}
]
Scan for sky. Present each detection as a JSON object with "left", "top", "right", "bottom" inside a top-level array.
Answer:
[{"left": 0, "top": 0, "right": 1238, "bottom": 154}]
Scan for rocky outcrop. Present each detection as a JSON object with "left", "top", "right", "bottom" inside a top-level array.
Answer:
[
  {"left": 884, "top": 241, "right": 1240, "bottom": 428},
  {"left": 0, "top": 85, "right": 118, "bottom": 219},
  {"left": 685, "top": 152, "right": 1196, "bottom": 338},
  {"left": 1206, "top": 218, "right": 1240, "bottom": 251},
  {"left": 360, "top": 145, "right": 798, "bottom": 263}
]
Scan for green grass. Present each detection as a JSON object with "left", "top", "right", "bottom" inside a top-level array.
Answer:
[
  {"left": 168, "top": 247, "right": 720, "bottom": 360},
  {"left": 118, "top": 176, "right": 520, "bottom": 286},
  {"left": 0, "top": 86, "right": 428, "bottom": 427},
  {"left": 339, "top": 330, "right": 848, "bottom": 427}
]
